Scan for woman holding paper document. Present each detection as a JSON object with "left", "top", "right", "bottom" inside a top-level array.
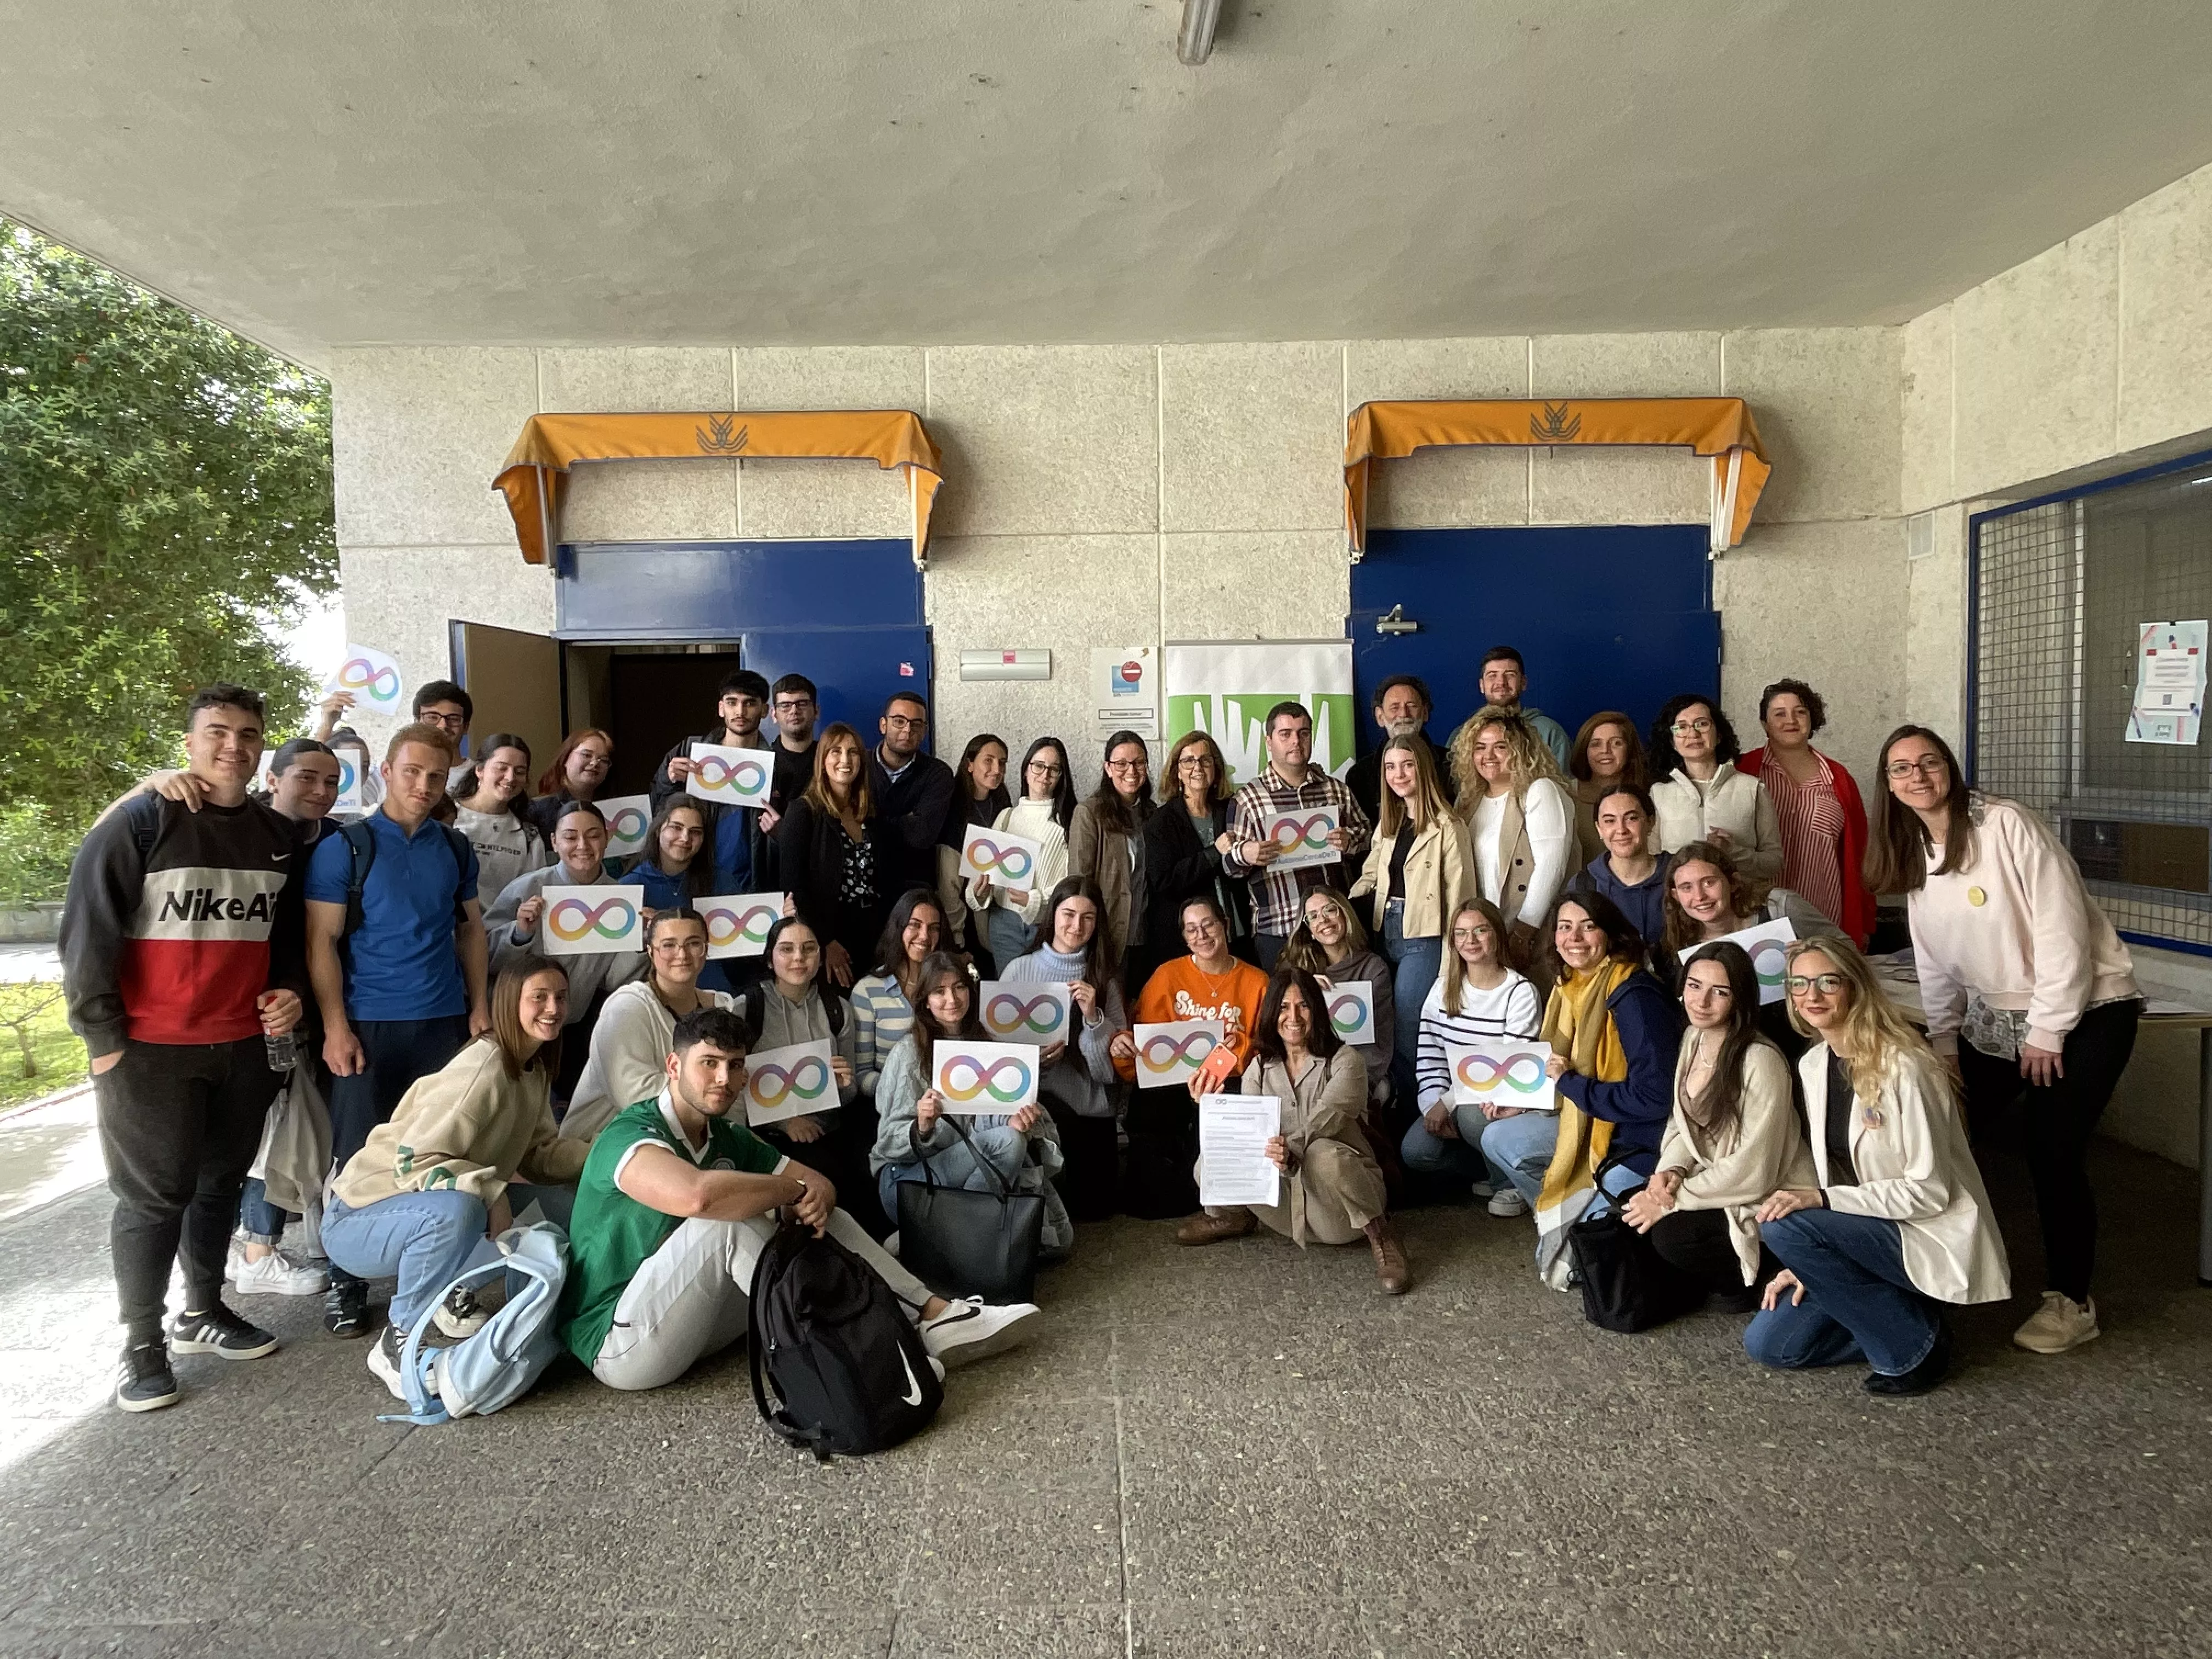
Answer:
[
  {"left": 1177, "top": 967, "right": 1408, "bottom": 1293},
  {"left": 969, "top": 736, "right": 1076, "bottom": 973},
  {"left": 871, "top": 952, "right": 1074, "bottom": 1257},
  {"left": 1742, "top": 936, "right": 2009, "bottom": 1395},
  {"left": 620, "top": 798, "right": 710, "bottom": 917},
  {"left": 1400, "top": 899, "right": 1543, "bottom": 1212},
  {"left": 1279, "top": 889, "right": 1394, "bottom": 1099},
  {"left": 1867, "top": 724, "right": 2138, "bottom": 1357},
  {"left": 1660, "top": 841, "right": 1831, "bottom": 1059},
  {"left": 562, "top": 910, "right": 735, "bottom": 1144},
  {"left": 936, "top": 735, "right": 1011, "bottom": 963},
  {"left": 1622, "top": 942, "right": 1814, "bottom": 1309},
  {"left": 1449, "top": 706, "right": 1577, "bottom": 974}
]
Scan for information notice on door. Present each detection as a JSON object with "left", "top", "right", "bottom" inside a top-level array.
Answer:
[{"left": 1091, "top": 646, "right": 1158, "bottom": 737}]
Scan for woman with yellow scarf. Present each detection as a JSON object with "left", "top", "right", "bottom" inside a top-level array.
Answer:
[{"left": 1477, "top": 889, "right": 1682, "bottom": 1285}]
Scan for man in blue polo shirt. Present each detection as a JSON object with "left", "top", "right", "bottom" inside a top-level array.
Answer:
[{"left": 305, "top": 721, "right": 489, "bottom": 1336}]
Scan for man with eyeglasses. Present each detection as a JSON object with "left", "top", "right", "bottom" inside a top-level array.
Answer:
[
  {"left": 869, "top": 692, "right": 957, "bottom": 901},
  {"left": 1478, "top": 647, "right": 1572, "bottom": 772},
  {"left": 766, "top": 673, "right": 821, "bottom": 820},
  {"left": 1222, "top": 702, "right": 1371, "bottom": 969},
  {"left": 652, "top": 668, "right": 778, "bottom": 894}
]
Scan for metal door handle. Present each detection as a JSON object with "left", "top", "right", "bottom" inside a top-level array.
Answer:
[{"left": 1375, "top": 604, "right": 1421, "bottom": 636}]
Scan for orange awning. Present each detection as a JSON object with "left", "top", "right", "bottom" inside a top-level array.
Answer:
[
  {"left": 1344, "top": 397, "right": 1771, "bottom": 556},
  {"left": 494, "top": 410, "right": 944, "bottom": 567}
]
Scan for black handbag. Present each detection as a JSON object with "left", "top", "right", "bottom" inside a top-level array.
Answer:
[
  {"left": 894, "top": 1116, "right": 1045, "bottom": 1304},
  {"left": 1565, "top": 1152, "right": 1706, "bottom": 1334}
]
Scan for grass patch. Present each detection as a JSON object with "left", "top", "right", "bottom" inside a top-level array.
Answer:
[{"left": 0, "top": 984, "right": 84, "bottom": 1113}]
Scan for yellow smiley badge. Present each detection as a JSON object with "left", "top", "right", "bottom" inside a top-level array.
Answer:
[{"left": 1966, "top": 886, "right": 1987, "bottom": 907}]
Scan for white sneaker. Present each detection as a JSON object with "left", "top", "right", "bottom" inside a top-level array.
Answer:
[
  {"left": 883, "top": 1232, "right": 901, "bottom": 1259},
  {"left": 227, "top": 1246, "right": 328, "bottom": 1297},
  {"left": 367, "top": 1324, "right": 409, "bottom": 1402},
  {"left": 2013, "top": 1291, "right": 2100, "bottom": 1354},
  {"left": 433, "top": 1286, "right": 488, "bottom": 1339},
  {"left": 1487, "top": 1188, "right": 1530, "bottom": 1218},
  {"left": 1469, "top": 1179, "right": 1498, "bottom": 1201},
  {"left": 918, "top": 1297, "right": 1038, "bottom": 1368}
]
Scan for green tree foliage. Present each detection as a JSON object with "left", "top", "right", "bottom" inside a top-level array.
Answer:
[{"left": 0, "top": 220, "right": 335, "bottom": 884}]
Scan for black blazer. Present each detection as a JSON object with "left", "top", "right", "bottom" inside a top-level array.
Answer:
[
  {"left": 776, "top": 798, "right": 892, "bottom": 968},
  {"left": 1140, "top": 798, "right": 1243, "bottom": 947}
]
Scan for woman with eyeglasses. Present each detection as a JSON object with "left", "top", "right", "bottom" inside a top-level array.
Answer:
[
  {"left": 969, "top": 736, "right": 1076, "bottom": 971},
  {"left": 561, "top": 909, "right": 736, "bottom": 1143},
  {"left": 1648, "top": 695, "right": 1782, "bottom": 884},
  {"left": 1738, "top": 679, "right": 1877, "bottom": 945},
  {"left": 1070, "top": 730, "right": 1156, "bottom": 978},
  {"left": 526, "top": 728, "right": 614, "bottom": 840},
  {"left": 1867, "top": 725, "right": 2139, "bottom": 1357},
  {"left": 935, "top": 735, "right": 1011, "bottom": 965},
  {"left": 1136, "top": 730, "right": 1253, "bottom": 996},
  {"left": 1621, "top": 941, "right": 1814, "bottom": 1311},
  {"left": 1743, "top": 936, "right": 2010, "bottom": 1396}
]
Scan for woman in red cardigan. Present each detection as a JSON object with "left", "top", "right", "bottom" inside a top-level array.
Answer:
[{"left": 1738, "top": 679, "right": 1876, "bottom": 946}]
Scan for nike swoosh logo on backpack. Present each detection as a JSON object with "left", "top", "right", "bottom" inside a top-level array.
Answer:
[{"left": 898, "top": 1348, "right": 924, "bottom": 1407}]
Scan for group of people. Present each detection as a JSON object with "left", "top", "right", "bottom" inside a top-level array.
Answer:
[{"left": 60, "top": 645, "right": 2143, "bottom": 1416}]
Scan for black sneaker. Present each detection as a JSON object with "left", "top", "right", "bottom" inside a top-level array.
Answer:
[
  {"left": 168, "top": 1305, "right": 279, "bottom": 1360},
  {"left": 1864, "top": 1321, "right": 1953, "bottom": 1397},
  {"left": 324, "top": 1279, "right": 371, "bottom": 1338},
  {"left": 115, "top": 1340, "right": 179, "bottom": 1413},
  {"left": 432, "top": 1285, "right": 487, "bottom": 1339}
]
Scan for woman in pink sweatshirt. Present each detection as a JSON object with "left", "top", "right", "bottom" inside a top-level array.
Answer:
[{"left": 1866, "top": 726, "right": 2140, "bottom": 1358}]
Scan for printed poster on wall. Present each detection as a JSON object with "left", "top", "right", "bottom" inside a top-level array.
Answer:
[
  {"left": 2126, "top": 620, "right": 2207, "bottom": 746},
  {"left": 1163, "top": 640, "right": 1356, "bottom": 786},
  {"left": 1091, "top": 646, "right": 1159, "bottom": 738}
]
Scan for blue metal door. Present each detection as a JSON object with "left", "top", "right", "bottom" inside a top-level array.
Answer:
[
  {"left": 1347, "top": 525, "right": 1719, "bottom": 758},
  {"left": 554, "top": 538, "right": 933, "bottom": 743}
]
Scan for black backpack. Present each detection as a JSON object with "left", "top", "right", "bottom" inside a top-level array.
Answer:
[
  {"left": 747, "top": 1222, "right": 941, "bottom": 1460},
  {"left": 334, "top": 817, "right": 473, "bottom": 936}
]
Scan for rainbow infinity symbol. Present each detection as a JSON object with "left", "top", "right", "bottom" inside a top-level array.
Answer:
[
  {"left": 549, "top": 895, "right": 638, "bottom": 941},
  {"left": 607, "top": 805, "right": 649, "bottom": 843},
  {"left": 1455, "top": 1052, "right": 1549, "bottom": 1094},
  {"left": 693, "top": 755, "right": 770, "bottom": 794},
  {"left": 1747, "top": 938, "right": 1791, "bottom": 988},
  {"left": 335, "top": 656, "right": 402, "bottom": 703},
  {"left": 1141, "top": 1029, "right": 1219, "bottom": 1069},
  {"left": 940, "top": 1054, "right": 1034, "bottom": 1103},
  {"left": 963, "top": 836, "right": 1035, "bottom": 881},
  {"left": 1269, "top": 813, "right": 1334, "bottom": 851},
  {"left": 1327, "top": 994, "right": 1367, "bottom": 1034},
  {"left": 701, "top": 901, "right": 779, "bottom": 949},
  {"left": 986, "top": 992, "right": 1065, "bottom": 1035},
  {"left": 751, "top": 1056, "right": 831, "bottom": 1107}
]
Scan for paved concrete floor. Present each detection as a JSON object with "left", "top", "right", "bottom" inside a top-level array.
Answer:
[{"left": 2, "top": 1135, "right": 2208, "bottom": 1659}]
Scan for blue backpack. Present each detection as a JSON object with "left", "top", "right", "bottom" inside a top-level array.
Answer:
[{"left": 379, "top": 1223, "right": 571, "bottom": 1426}]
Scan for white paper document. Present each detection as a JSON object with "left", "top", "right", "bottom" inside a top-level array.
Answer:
[
  {"left": 1319, "top": 978, "right": 1375, "bottom": 1045},
  {"left": 698, "top": 892, "right": 783, "bottom": 959},
  {"left": 1714, "top": 917, "right": 1797, "bottom": 1005},
  {"left": 685, "top": 742, "right": 774, "bottom": 808},
  {"left": 1199, "top": 1092, "right": 1280, "bottom": 1209},
  {"left": 1135, "top": 1020, "right": 1226, "bottom": 1086},
  {"left": 1260, "top": 805, "right": 1340, "bottom": 872},
  {"left": 960, "top": 822, "right": 1045, "bottom": 904},
  {"left": 2128, "top": 620, "right": 2207, "bottom": 745},
  {"left": 978, "top": 980, "right": 1072, "bottom": 1046},
  {"left": 744, "top": 1039, "right": 839, "bottom": 1126},
  {"left": 1447, "top": 1039, "right": 1557, "bottom": 1112},
  {"left": 539, "top": 885, "right": 645, "bottom": 955},
  {"left": 323, "top": 642, "right": 405, "bottom": 714},
  {"left": 932, "top": 1041, "right": 1041, "bottom": 1113},
  {"left": 598, "top": 794, "right": 653, "bottom": 858}
]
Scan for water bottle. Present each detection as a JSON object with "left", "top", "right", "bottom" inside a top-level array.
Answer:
[{"left": 264, "top": 1028, "right": 299, "bottom": 1073}]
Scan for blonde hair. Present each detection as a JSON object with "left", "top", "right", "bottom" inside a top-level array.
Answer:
[
  {"left": 1448, "top": 704, "right": 1564, "bottom": 806},
  {"left": 1375, "top": 735, "right": 1454, "bottom": 840},
  {"left": 1782, "top": 934, "right": 1940, "bottom": 1102},
  {"left": 802, "top": 723, "right": 874, "bottom": 820},
  {"left": 1438, "top": 898, "right": 1511, "bottom": 1015},
  {"left": 1277, "top": 887, "right": 1371, "bottom": 974}
]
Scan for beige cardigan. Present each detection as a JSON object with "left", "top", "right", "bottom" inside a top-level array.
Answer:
[
  {"left": 1068, "top": 796, "right": 1138, "bottom": 959},
  {"left": 1797, "top": 1039, "right": 2011, "bottom": 1305},
  {"left": 332, "top": 1037, "right": 588, "bottom": 1210},
  {"left": 1656, "top": 1039, "right": 1817, "bottom": 1284},
  {"left": 1350, "top": 812, "right": 1476, "bottom": 938}
]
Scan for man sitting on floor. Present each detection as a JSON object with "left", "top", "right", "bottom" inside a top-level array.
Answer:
[{"left": 560, "top": 1006, "right": 1036, "bottom": 1390}]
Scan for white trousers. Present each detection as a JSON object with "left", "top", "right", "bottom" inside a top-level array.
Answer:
[{"left": 591, "top": 1207, "right": 933, "bottom": 1392}]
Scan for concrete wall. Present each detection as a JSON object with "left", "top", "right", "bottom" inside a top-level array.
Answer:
[{"left": 330, "top": 329, "right": 1906, "bottom": 798}]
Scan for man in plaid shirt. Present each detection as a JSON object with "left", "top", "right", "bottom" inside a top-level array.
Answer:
[{"left": 1223, "top": 701, "right": 1372, "bottom": 968}]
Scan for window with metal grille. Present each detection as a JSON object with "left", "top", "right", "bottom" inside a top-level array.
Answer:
[{"left": 1970, "top": 450, "right": 2212, "bottom": 952}]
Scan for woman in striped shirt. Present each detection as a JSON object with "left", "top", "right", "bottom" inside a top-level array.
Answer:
[
  {"left": 1737, "top": 679, "right": 1876, "bottom": 946},
  {"left": 1398, "top": 898, "right": 1542, "bottom": 1210},
  {"left": 848, "top": 889, "right": 946, "bottom": 1102}
]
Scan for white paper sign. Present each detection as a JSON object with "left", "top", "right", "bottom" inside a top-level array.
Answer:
[
  {"left": 744, "top": 1039, "right": 839, "bottom": 1126},
  {"left": 1092, "top": 645, "right": 1159, "bottom": 737},
  {"left": 1714, "top": 917, "right": 1797, "bottom": 1006},
  {"left": 323, "top": 642, "right": 406, "bottom": 715},
  {"left": 2127, "top": 620, "right": 2208, "bottom": 745},
  {"left": 960, "top": 822, "right": 1045, "bottom": 903},
  {"left": 598, "top": 794, "right": 653, "bottom": 858},
  {"left": 1261, "top": 805, "right": 1340, "bottom": 872},
  {"left": 978, "top": 980, "right": 1072, "bottom": 1046},
  {"left": 1448, "top": 1039, "right": 1556, "bottom": 1112},
  {"left": 1135, "top": 1019, "right": 1226, "bottom": 1087},
  {"left": 539, "top": 884, "right": 645, "bottom": 956},
  {"left": 698, "top": 892, "right": 783, "bottom": 960},
  {"left": 332, "top": 752, "right": 365, "bottom": 816},
  {"left": 1199, "top": 1092, "right": 1280, "bottom": 1209},
  {"left": 685, "top": 742, "right": 774, "bottom": 809},
  {"left": 1319, "top": 978, "right": 1375, "bottom": 1046},
  {"left": 932, "top": 1040, "right": 1041, "bottom": 1114}
]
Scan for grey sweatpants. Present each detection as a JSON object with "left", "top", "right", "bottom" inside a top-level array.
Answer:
[{"left": 591, "top": 1207, "right": 935, "bottom": 1392}]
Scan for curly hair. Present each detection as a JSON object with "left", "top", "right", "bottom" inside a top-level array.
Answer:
[
  {"left": 1447, "top": 704, "right": 1564, "bottom": 804},
  {"left": 1647, "top": 693, "right": 1743, "bottom": 781},
  {"left": 1757, "top": 678, "right": 1829, "bottom": 736}
]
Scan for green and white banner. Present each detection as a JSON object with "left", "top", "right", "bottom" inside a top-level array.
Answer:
[{"left": 1164, "top": 640, "right": 1356, "bottom": 785}]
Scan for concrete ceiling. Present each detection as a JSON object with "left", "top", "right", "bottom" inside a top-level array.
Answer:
[{"left": 7, "top": 1, "right": 2212, "bottom": 363}]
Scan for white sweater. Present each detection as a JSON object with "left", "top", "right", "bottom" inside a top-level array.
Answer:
[
  {"left": 1470, "top": 780, "right": 1574, "bottom": 927},
  {"left": 560, "top": 981, "right": 734, "bottom": 1143},
  {"left": 967, "top": 797, "right": 1070, "bottom": 926},
  {"left": 1651, "top": 762, "right": 1783, "bottom": 884}
]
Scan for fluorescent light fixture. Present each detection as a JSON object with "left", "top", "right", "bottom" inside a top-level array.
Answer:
[{"left": 1178, "top": 0, "right": 1223, "bottom": 64}]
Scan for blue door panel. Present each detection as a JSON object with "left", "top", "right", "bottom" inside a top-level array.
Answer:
[
  {"left": 1348, "top": 526, "right": 1717, "bottom": 752},
  {"left": 742, "top": 626, "right": 933, "bottom": 751},
  {"left": 555, "top": 539, "right": 923, "bottom": 639}
]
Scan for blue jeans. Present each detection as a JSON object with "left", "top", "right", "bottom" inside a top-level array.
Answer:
[
  {"left": 1745, "top": 1208, "right": 1943, "bottom": 1376},
  {"left": 326, "top": 1015, "right": 471, "bottom": 1293},
  {"left": 986, "top": 906, "right": 1032, "bottom": 970},
  {"left": 1400, "top": 1103, "right": 1492, "bottom": 1185},
  {"left": 1379, "top": 903, "right": 1442, "bottom": 1101},
  {"left": 237, "top": 1177, "right": 293, "bottom": 1246},
  {"left": 321, "top": 1190, "right": 503, "bottom": 1329},
  {"left": 1477, "top": 1110, "right": 1644, "bottom": 1215},
  {"left": 876, "top": 1122, "right": 1030, "bottom": 1220}
]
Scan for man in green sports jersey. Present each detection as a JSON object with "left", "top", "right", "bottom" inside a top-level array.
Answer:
[{"left": 561, "top": 1005, "right": 1036, "bottom": 1390}]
